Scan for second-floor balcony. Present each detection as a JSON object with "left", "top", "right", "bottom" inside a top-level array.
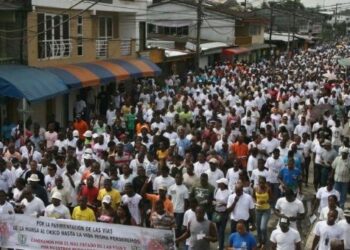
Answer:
[
  {"left": 96, "top": 39, "right": 134, "bottom": 59},
  {"left": 38, "top": 39, "right": 72, "bottom": 59}
]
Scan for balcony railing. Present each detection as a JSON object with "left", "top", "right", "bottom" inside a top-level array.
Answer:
[
  {"left": 38, "top": 39, "right": 72, "bottom": 59},
  {"left": 120, "top": 39, "right": 131, "bottom": 56},
  {"left": 96, "top": 39, "right": 108, "bottom": 58}
]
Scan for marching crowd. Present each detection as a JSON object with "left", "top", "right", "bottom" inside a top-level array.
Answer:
[{"left": 1, "top": 42, "right": 350, "bottom": 250}]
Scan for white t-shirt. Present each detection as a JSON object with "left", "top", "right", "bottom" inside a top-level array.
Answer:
[
  {"left": 316, "top": 187, "right": 340, "bottom": 212},
  {"left": 121, "top": 193, "right": 142, "bottom": 225},
  {"left": 193, "top": 161, "right": 210, "bottom": 177},
  {"left": 168, "top": 184, "right": 189, "bottom": 213},
  {"left": 319, "top": 206, "right": 344, "bottom": 223},
  {"left": 205, "top": 169, "right": 224, "bottom": 188},
  {"left": 183, "top": 209, "right": 208, "bottom": 246},
  {"left": 247, "top": 155, "right": 258, "bottom": 172},
  {"left": 265, "top": 156, "right": 284, "bottom": 183},
  {"left": 226, "top": 168, "right": 241, "bottom": 193},
  {"left": 338, "top": 219, "right": 350, "bottom": 250},
  {"left": 261, "top": 138, "right": 280, "bottom": 155},
  {"left": 214, "top": 189, "right": 230, "bottom": 212},
  {"left": 270, "top": 227, "right": 301, "bottom": 250},
  {"left": 21, "top": 197, "right": 45, "bottom": 216},
  {"left": 275, "top": 197, "right": 305, "bottom": 229},
  {"left": 153, "top": 176, "right": 175, "bottom": 193},
  {"left": 44, "top": 204, "right": 71, "bottom": 219},
  {"left": 0, "top": 201, "right": 14, "bottom": 215},
  {"left": 313, "top": 220, "right": 344, "bottom": 250},
  {"left": 106, "top": 109, "right": 116, "bottom": 126},
  {"left": 227, "top": 193, "right": 254, "bottom": 221},
  {"left": 250, "top": 169, "right": 269, "bottom": 187}
]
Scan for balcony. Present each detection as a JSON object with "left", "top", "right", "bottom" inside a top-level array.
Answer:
[
  {"left": 38, "top": 39, "right": 72, "bottom": 59},
  {"left": 96, "top": 39, "right": 135, "bottom": 59},
  {"left": 235, "top": 36, "right": 252, "bottom": 46}
]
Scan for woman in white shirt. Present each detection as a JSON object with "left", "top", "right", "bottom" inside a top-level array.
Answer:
[{"left": 213, "top": 178, "right": 230, "bottom": 250}]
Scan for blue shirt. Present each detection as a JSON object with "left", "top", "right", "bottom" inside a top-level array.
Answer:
[
  {"left": 229, "top": 232, "right": 257, "bottom": 250},
  {"left": 283, "top": 154, "right": 302, "bottom": 171},
  {"left": 278, "top": 167, "right": 302, "bottom": 192}
]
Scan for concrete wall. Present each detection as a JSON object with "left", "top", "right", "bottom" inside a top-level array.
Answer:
[{"left": 252, "top": 25, "right": 265, "bottom": 45}]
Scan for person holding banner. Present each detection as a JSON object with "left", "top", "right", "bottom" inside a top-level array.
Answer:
[
  {"left": 44, "top": 192, "right": 71, "bottom": 219},
  {"left": 72, "top": 196, "right": 96, "bottom": 222},
  {"left": 0, "top": 190, "right": 14, "bottom": 215}
]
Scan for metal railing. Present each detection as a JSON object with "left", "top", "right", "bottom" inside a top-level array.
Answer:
[
  {"left": 120, "top": 39, "right": 131, "bottom": 56},
  {"left": 38, "top": 39, "right": 72, "bottom": 59},
  {"left": 96, "top": 39, "right": 108, "bottom": 58}
]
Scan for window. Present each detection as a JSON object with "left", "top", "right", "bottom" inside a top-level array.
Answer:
[
  {"left": 37, "top": 13, "right": 71, "bottom": 59},
  {"left": 99, "top": 16, "right": 113, "bottom": 39},
  {"left": 147, "top": 24, "right": 189, "bottom": 36},
  {"left": 77, "top": 15, "right": 83, "bottom": 56},
  {"left": 249, "top": 25, "right": 261, "bottom": 36}
]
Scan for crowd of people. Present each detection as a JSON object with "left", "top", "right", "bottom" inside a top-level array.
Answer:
[{"left": 1, "top": 42, "right": 350, "bottom": 250}]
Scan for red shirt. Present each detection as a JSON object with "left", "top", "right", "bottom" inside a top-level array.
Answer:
[{"left": 79, "top": 185, "right": 99, "bottom": 206}]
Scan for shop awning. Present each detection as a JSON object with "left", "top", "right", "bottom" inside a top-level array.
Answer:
[
  {"left": 222, "top": 47, "right": 250, "bottom": 56},
  {"left": 0, "top": 65, "right": 68, "bottom": 102},
  {"left": 45, "top": 58, "right": 162, "bottom": 89}
]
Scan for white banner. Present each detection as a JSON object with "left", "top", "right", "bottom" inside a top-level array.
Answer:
[{"left": 0, "top": 214, "right": 175, "bottom": 250}]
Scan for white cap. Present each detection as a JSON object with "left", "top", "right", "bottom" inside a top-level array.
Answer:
[
  {"left": 51, "top": 192, "right": 62, "bottom": 201},
  {"left": 73, "top": 130, "right": 79, "bottom": 137},
  {"left": 216, "top": 178, "right": 228, "bottom": 186},
  {"left": 83, "top": 130, "right": 92, "bottom": 138},
  {"left": 92, "top": 133, "right": 99, "bottom": 139},
  {"left": 209, "top": 158, "right": 218, "bottom": 164},
  {"left": 170, "top": 139, "right": 177, "bottom": 146},
  {"left": 102, "top": 195, "right": 112, "bottom": 204},
  {"left": 28, "top": 174, "right": 40, "bottom": 182},
  {"left": 340, "top": 147, "right": 349, "bottom": 154}
]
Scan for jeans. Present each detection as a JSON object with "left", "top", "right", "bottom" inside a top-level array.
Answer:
[
  {"left": 320, "top": 167, "right": 331, "bottom": 187},
  {"left": 334, "top": 181, "right": 349, "bottom": 209},
  {"left": 215, "top": 212, "right": 228, "bottom": 250},
  {"left": 255, "top": 209, "right": 271, "bottom": 244},
  {"left": 174, "top": 213, "right": 184, "bottom": 237}
]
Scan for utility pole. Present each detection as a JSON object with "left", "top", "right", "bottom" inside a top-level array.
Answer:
[
  {"left": 335, "top": 3, "right": 338, "bottom": 25},
  {"left": 292, "top": 0, "right": 296, "bottom": 51},
  {"left": 196, "top": 0, "right": 203, "bottom": 74},
  {"left": 269, "top": 2, "right": 274, "bottom": 56}
]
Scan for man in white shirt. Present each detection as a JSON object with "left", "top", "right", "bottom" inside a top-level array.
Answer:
[
  {"left": 19, "top": 187, "right": 45, "bottom": 217},
  {"left": 44, "top": 192, "right": 71, "bottom": 219},
  {"left": 205, "top": 158, "right": 224, "bottom": 188},
  {"left": 312, "top": 209, "right": 344, "bottom": 250},
  {"left": 0, "top": 158, "right": 15, "bottom": 194},
  {"left": 265, "top": 148, "right": 284, "bottom": 205},
  {"left": 275, "top": 189, "right": 305, "bottom": 230},
  {"left": 314, "top": 179, "right": 340, "bottom": 213},
  {"left": 153, "top": 166, "right": 175, "bottom": 193},
  {"left": 168, "top": 174, "right": 189, "bottom": 238},
  {"left": 338, "top": 209, "right": 350, "bottom": 250},
  {"left": 270, "top": 218, "right": 301, "bottom": 250},
  {"left": 193, "top": 153, "right": 210, "bottom": 177},
  {"left": 122, "top": 183, "right": 142, "bottom": 226},
  {"left": 227, "top": 183, "right": 255, "bottom": 233},
  {"left": 0, "top": 190, "right": 14, "bottom": 215}
]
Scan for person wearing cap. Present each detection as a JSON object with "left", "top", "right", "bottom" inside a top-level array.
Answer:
[
  {"left": 96, "top": 195, "right": 115, "bottom": 223},
  {"left": 213, "top": 177, "right": 230, "bottom": 250},
  {"left": 338, "top": 208, "right": 350, "bottom": 250},
  {"left": 312, "top": 209, "right": 344, "bottom": 250},
  {"left": 44, "top": 192, "right": 71, "bottom": 219},
  {"left": 72, "top": 196, "right": 96, "bottom": 222},
  {"left": 73, "top": 115, "right": 88, "bottom": 140},
  {"left": 332, "top": 147, "right": 350, "bottom": 209},
  {"left": 27, "top": 173, "right": 49, "bottom": 206},
  {"left": 97, "top": 178, "right": 121, "bottom": 210},
  {"left": 24, "top": 160, "right": 45, "bottom": 187},
  {"left": 205, "top": 158, "right": 224, "bottom": 188},
  {"left": 320, "top": 140, "right": 338, "bottom": 187},
  {"left": 50, "top": 176, "right": 71, "bottom": 207},
  {"left": 270, "top": 218, "right": 301, "bottom": 250}
]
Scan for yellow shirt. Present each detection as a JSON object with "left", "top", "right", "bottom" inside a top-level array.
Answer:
[
  {"left": 97, "top": 188, "right": 121, "bottom": 210},
  {"left": 72, "top": 206, "right": 96, "bottom": 221},
  {"left": 255, "top": 190, "right": 270, "bottom": 210}
]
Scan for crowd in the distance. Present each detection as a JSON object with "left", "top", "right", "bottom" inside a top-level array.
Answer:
[{"left": 2, "top": 42, "right": 350, "bottom": 250}]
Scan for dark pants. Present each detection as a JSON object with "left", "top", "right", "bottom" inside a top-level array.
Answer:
[
  {"left": 174, "top": 213, "right": 184, "bottom": 237},
  {"left": 215, "top": 212, "right": 228, "bottom": 250},
  {"left": 230, "top": 219, "right": 249, "bottom": 233},
  {"left": 314, "top": 163, "right": 322, "bottom": 190},
  {"left": 269, "top": 182, "right": 280, "bottom": 208},
  {"left": 320, "top": 167, "right": 331, "bottom": 187},
  {"left": 304, "top": 156, "right": 311, "bottom": 184}
]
